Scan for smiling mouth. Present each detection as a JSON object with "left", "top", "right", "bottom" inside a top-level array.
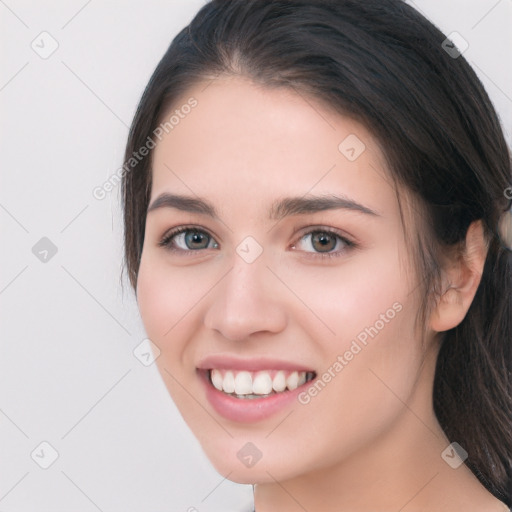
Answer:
[{"left": 207, "top": 368, "right": 316, "bottom": 399}]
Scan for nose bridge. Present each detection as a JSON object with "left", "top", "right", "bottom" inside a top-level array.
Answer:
[
  {"left": 229, "top": 245, "right": 268, "bottom": 296},
  {"left": 221, "top": 232, "right": 271, "bottom": 301},
  {"left": 203, "top": 239, "right": 287, "bottom": 341}
]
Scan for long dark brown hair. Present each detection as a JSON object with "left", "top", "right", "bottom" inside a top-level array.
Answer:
[{"left": 120, "top": 0, "right": 512, "bottom": 504}]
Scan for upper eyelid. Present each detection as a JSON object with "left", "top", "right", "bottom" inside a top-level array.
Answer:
[{"left": 293, "top": 225, "right": 355, "bottom": 243}]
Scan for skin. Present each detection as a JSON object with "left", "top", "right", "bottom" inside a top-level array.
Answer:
[{"left": 136, "top": 75, "right": 508, "bottom": 511}]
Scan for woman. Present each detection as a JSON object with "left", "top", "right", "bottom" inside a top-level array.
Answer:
[{"left": 121, "top": 0, "right": 512, "bottom": 510}]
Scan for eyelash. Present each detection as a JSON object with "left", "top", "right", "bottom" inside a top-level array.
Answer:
[{"left": 158, "top": 225, "right": 357, "bottom": 260}]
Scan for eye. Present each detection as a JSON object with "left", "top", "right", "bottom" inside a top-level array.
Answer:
[
  {"left": 158, "top": 225, "right": 356, "bottom": 260},
  {"left": 290, "top": 227, "right": 356, "bottom": 260},
  {"left": 158, "top": 226, "right": 219, "bottom": 254}
]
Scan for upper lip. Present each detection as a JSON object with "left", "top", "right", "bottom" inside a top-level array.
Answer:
[{"left": 197, "top": 354, "right": 316, "bottom": 373}]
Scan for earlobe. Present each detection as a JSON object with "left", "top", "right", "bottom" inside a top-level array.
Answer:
[{"left": 429, "top": 220, "right": 488, "bottom": 333}]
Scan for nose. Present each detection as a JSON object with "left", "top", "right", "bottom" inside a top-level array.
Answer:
[{"left": 203, "top": 252, "right": 287, "bottom": 342}]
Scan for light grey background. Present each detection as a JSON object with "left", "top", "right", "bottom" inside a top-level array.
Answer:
[{"left": 1, "top": 1, "right": 511, "bottom": 511}]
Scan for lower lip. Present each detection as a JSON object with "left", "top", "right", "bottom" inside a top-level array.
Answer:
[{"left": 198, "top": 370, "right": 312, "bottom": 424}]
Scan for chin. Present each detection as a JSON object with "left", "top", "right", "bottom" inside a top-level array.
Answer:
[{"left": 198, "top": 438, "right": 307, "bottom": 485}]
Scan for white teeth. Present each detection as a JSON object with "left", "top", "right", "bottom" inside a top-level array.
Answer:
[
  {"left": 210, "top": 369, "right": 314, "bottom": 396},
  {"left": 286, "top": 371, "right": 300, "bottom": 391},
  {"left": 234, "top": 371, "right": 253, "bottom": 394},
  {"left": 272, "top": 371, "right": 287, "bottom": 392},
  {"left": 223, "top": 371, "right": 235, "bottom": 393},
  {"left": 211, "top": 369, "right": 223, "bottom": 391},
  {"left": 252, "top": 372, "right": 273, "bottom": 395}
]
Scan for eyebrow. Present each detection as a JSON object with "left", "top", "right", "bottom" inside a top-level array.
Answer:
[{"left": 146, "top": 193, "right": 380, "bottom": 220}]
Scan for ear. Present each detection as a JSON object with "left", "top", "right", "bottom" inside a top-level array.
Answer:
[{"left": 429, "top": 220, "right": 489, "bottom": 333}]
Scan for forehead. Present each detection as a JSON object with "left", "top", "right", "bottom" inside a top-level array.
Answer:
[{"left": 150, "top": 76, "right": 398, "bottom": 219}]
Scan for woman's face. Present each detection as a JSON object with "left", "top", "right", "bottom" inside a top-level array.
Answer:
[{"left": 137, "top": 76, "right": 431, "bottom": 483}]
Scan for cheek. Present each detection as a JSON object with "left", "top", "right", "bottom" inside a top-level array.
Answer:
[
  {"left": 279, "top": 244, "right": 411, "bottom": 355},
  {"left": 264, "top": 304, "right": 422, "bottom": 481},
  {"left": 276, "top": 248, "right": 422, "bottom": 441},
  {"left": 136, "top": 255, "right": 204, "bottom": 411},
  {"left": 137, "top": 260, "right": 170, "bottom": 338},
  {"left": 136, "top": 255, "right": 193, "bottom": 347}
]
